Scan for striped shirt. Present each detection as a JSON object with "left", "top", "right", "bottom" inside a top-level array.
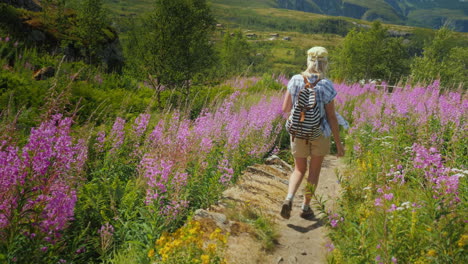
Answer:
[{"left": 287, "top": 74, "right": 348, "bottom": 137}]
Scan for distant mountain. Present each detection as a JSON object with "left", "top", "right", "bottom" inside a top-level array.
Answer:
[{"left": 273, "top": 0, "right": 468, "bottom": 32}]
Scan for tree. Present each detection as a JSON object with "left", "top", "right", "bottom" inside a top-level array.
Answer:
[
  {"left": 330, "top": 21, "right": 410, "bottom": 83},
  {"left": 411, "top": 27, "right": 467, "bottom": 86},
  {"left": 126, "top": 0, "right": 215, "bottom": 96},
  {"left": 220, "top": 30, "right": 252, "bottom": 75},
  {"left": 40, "top": 0, "right": 68, "bottom": 31},
  {"left": 75, "top": 0, "right": 107, "bottom": 63}
]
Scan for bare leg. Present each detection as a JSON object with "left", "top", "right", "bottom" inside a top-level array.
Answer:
[
  {"left": 281, "top": 157, "right": 308, "bottom": 219},
  {"left": 287, "top": 157, "right": 308, "bottom": 197},
  {"left": 303, "top": 155, "right": 325, "bottom": 206}
]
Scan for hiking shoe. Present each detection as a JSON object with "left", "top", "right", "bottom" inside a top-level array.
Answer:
[
  {"left": 300, "top": 207, "right": 315, "bottom": 219},
  {"left": 280, "top": 200, "right": 292, "bottom": 219}
]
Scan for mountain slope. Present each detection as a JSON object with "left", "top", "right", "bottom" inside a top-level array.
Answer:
[
  {"left": 270, "top": 0, "right": 468, "bottom": 32},
  {"left": 101, "top": 0, "right": 467, "bottom": 32}
]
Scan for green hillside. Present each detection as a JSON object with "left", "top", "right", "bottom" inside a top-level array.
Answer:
[
  {"left": 272, "top": 0, "right": 468, "bottom": 32},
  {"left": 98, "top": 0, "right": 467, "bottom": 75}
]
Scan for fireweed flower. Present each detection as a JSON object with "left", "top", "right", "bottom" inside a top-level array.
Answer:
[
  {"left": 412, "top": 144, "right": 461, "bottom": 204},
  {"left": 218, "top": 159, "right": 234, "bottom": 185},
  {"left": 328, "top": 213, "right": 342, "bottom": 228},
  {"left": 109, "top": 117, "right": 126, "bottom": 153},
  {"left": 0, "top": 115, "right": 87, "bottom": 239},
  {"left": 133, "top": 113, "right": 150, "bottom": 138},
  {"left": 387, "top": 204, "right": 397, "bottom": 212},
  {"left": 374, "top": 198, "right": 383, "bottom": 207},
  {"left": 99, "top": 222, "right": 114, "bottom": 236},
  {"left": 325, "top": 242, "right": 335, "bottom": 252},
  {"left": 384, "top": 193, "right": 394, "bottom": 201},
  {"left": 345, "top": 80, "right": 465, "bottom": 133},
  {"left": 131, "top": 114, "right": 151, "bottom": 157},
  {"left": 99, "top": 223, "right": 114, "bottom": 253},
  {"left": 76, "top": 247, "right": 86, "bottom": 254},
  {"left": 138, "top": 93, "right": 283, "bottom": 221},
  {"left": 94, "top": 131, "right": 106, "bottom": 153},
  {"left": 147, "top": 119, "right": 165, "bottom": 146},
  {"left": 161, "top": 200, "right": 189, "bottom": 220}
]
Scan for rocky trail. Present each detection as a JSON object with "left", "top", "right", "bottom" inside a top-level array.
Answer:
[{"left": 194, "top": 155, "right": 345, "bottom": 264}]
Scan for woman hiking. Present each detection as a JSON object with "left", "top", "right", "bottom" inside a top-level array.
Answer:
[{"left": 280, "top": 46, "right": 347, "bottom": 219}]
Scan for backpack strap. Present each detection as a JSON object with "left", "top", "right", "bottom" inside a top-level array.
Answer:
[
  {"left": 298, "top": 75, "right": 321, "bottom": 111},
  {"left": 302, "top": 75, "right": 321, "bottom": 89}
]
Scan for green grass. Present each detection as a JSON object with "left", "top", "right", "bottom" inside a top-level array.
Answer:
[{"left": 225, "top": 201, "right": 279, "bottom": 252}]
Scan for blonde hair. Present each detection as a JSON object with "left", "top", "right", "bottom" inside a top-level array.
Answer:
[{"left": 302, "top": 46, "right": 328, "bottom": 78}]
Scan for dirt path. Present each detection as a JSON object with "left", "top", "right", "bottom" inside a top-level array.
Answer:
[
  {"left": 194, "top": 155, "right": 344, "bottom": 264},
  {"left": 272, "top": 156, "right": 343, "bottom": 264}
]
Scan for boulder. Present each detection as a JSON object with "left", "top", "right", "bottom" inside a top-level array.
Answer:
[
  {"left": 194, "top": 209, "right": 230, "bottom": 229},
  {"left": 33, "top": 66, "right": 55, "bottom": 80}
]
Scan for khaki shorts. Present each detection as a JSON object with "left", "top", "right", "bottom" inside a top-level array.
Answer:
[{"left": 290, "top": 135, "right": 330, "bottom": 157}]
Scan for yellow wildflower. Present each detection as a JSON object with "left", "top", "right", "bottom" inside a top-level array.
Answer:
[
  {"left": 173, "top": 239, "right": 182, "bottom": 248},
  {"left": 457, "top": 234, "right": 468, "bottom": 247},
  {"left": 201, "top": 254, "right": 210, "bottom": 264},
  {"left": 220, "top": 234, "right": 228, "bottom": 244},
  {"left": 148, "top": 249, "right": 155, "bottom": 258},
  {"left": 333, "top": 248, "right": 344, "bottom": 264},
  {"left": 360, "top": 160, "right": 366, "bottom": 171},
  {"left": 210, "top": 228, "right": 222, "bottom": 240},
  {"left": 207, "top": 243, "right": 217, "bottom": 253},
  {"left": 196, "top": 240, "right": 204, "bottom": 248},
  {"left": 189, "top": 227, "right": 199, "bottom": 235},
  {"left": 427, "top": 249, "right": 436, "bottom": 257},
  {"left": 156, "top": 234, "right": 167, "bottom": 247}
]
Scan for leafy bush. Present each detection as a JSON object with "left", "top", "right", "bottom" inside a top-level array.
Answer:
[
  {"left": 411, "top": 27, "right": 468, "bottom": 87},
  {"left": 330, "top": 21, "right": 410, "bottom": 83}
]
